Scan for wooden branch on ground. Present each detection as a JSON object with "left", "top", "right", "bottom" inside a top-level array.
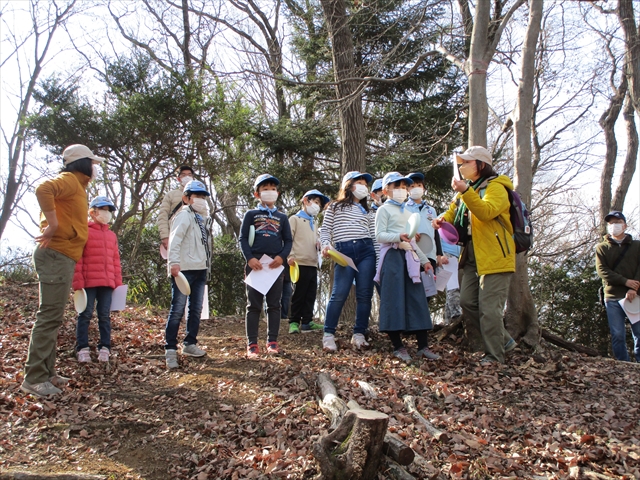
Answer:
[
  {"left": 0, "top": 473, "right": 107, "bottom": 480},
  {"left": 434, "top": 316, "right": 463, "bottom": 342},
  {"left": 403, "top": 395, "right": 449, "bottom": 443},
  {"left": 541, "top": 329, "right": 601, "bottom": 357},
  {"left": 384, "top": 460, "right": 417, "bottom": 480},
  {"left": 317, "top": 372, "right": 348, "bottom": 430}
]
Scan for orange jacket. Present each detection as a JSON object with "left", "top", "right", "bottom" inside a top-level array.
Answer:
[{"left": 35, "top": 171, "right": 90, "bottom": 261}]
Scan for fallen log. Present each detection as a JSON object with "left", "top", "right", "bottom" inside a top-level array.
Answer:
[
  {"left": 384, "top": 459, "right": 417, "bottom": 480},
  {"left": 383, "top": 432, "right": 415, "bottom": 466},
  {"left": 403, "top": 395, "right": 449, "bottom": 443},
  {"left": 434, "top": 315, "right": 463, "bottom": 342},
  {"left": 541, "top": 329, "right": 600, "bottom": 357},
  {"left": 317, "top": 372, "right": 348, "bottom": 430}
]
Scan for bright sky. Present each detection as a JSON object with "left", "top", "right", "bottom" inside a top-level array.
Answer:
[{"left": 1, "top": 0, "right": 639, "bottom": 256}]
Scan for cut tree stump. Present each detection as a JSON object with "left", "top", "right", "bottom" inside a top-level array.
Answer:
[
  {"left": 403, "top": 395, "right": 449, "bottom": 443},
  {"left": 313, "top": 408, "right": 389, "bottom": 480}
]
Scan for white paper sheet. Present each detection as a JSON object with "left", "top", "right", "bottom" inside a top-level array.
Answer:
[
  {"left": 435, "top": 268, "right": 453, "bottom": 292},
  {"left": 244, "top": 254, "right": 285, "bottom": 295},
  {"left": 185, "top": 285, "right": 209, "bottom": 320},
  {"left": 317, "top": 251, "right": 323, "bottom": 269},
  {"left": 619, "top": 298, "right": 640, "bottom": 324},
  {"left": 331, "top": 249, "right": 359, "bottom": 272},
  {"left": 421, "top": 271, "right": 437, "bottom": 298},
  {"left": 442, "top": 257, "right": 460, "bottom": 290},
  {"left": 110, "top": 285, "right": 128, "bottom": 311},
  {"left": 453, "top": 155, "right": 461, "bottom": 181}
]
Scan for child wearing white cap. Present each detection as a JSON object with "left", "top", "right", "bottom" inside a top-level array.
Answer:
[
  {"left": 374, "top": 172, "right": 439, "bottom": 364},
  {"left": 73, "top": 197, "right": 122, "bottom": 364},
  {"left": 320, "top": 171, "right": 377, "bottom": 352}
]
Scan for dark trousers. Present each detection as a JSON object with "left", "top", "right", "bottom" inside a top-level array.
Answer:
[
  {"left": 281, "top": 266, "right": 293, "bottom": 319},
  {"left": 245, "top": 265, "right": 284, "bottom": 345},
  {"left": 76, "top": 286, "right": 113, "bottom": 351},
  {"left": 289, "top": 265, "right": 318, "bottom": 325}
]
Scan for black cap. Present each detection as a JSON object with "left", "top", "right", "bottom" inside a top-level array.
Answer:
[{"left": 604, "top": 211, "right": 626, "bottom": 222}]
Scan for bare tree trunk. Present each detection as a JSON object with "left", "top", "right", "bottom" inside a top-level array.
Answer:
[
  {"left": 505, "top": 0, "right": 543, "bottom": 347},
  {"left": 618, "top": 0, "right": 640, "bottom": 115},
  {"left": 319, "top": 0, "right": 365, "bottom": 173},
  {"left": 611, "top": 93, "right": 639, "bottom": 212},
  {"left": 0, "top": 1, "right": 77, "bottom": 241}
]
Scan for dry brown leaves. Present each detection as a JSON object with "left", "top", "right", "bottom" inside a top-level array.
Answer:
[{"left": 1, "top": 280, "right": 639, "bottom": 479}]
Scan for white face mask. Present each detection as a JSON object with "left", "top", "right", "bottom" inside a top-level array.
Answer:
[
  {"left": 95, "top": 210, "right": 112, "bottom": 224},
  {"left": 607, "top": 223, "right": 625, "bottom": 237},
  {"left": 260, "top": 190, "right": 278, "bottom": 204},
  {"left": 306, "top": 203, "right": 321, "bottom": 216},
  {"left": 391, "top": 188, "right": 408, "bottom": 202},
  {"left": 409, "top": 187, "right": 424, "bottom": 200},
  {"left": 180, "top": 175, "right": 193, "bottom": 187},
  {"left": 352, "top": 184, "right": 369, "bottom": 200},
  {"left": 191, "top": 197, "right": 208, "bottom": 214}
]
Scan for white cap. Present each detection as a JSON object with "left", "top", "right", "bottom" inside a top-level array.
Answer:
[
  {"left": 456, "top": 146, "right": 492, "bottom": 165},
  {"left": 63, "top": 144, "right": 105, "bottom": 165}
]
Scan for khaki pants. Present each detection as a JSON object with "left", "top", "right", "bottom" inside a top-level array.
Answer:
[
  {"left": 24, "top": 247, "right": 76, "bottom": 384},
  {"left": 459, "top": 242, "right": 512, "bottom": 363}
]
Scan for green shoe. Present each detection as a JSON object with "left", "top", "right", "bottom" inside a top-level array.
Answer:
[
  {"left": 301, "top": 321, "right": 324, "bottom": 332},
  {"left": 289, "top": 323, "right": 300, "bottom": 334}
]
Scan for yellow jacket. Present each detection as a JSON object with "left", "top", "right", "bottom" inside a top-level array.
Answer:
[
  {"left": 441, "top": 175, "right": 516, "bottom": 276},
  {"left": 35, "top": 171, "right": 90, "bottom": 261}
]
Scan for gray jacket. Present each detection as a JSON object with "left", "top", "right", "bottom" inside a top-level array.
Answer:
[{"left": 168, "top": 206, "right": 212, "bottom": 273}]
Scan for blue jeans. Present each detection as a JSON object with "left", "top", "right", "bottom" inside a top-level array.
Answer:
[
  {"left": 281, "top": 267, "right": 293, "bottom": 319},
  {"left": 324, "top": 238, "right": 376, "bottom": 335},
  {"left": 76, "top": 286, "right": 113, "bottom": 351},
  {"left": 165, "top": 269, "right": 207, "bottom": 350},
  {"left": 605, "top": 300, "right": 640, "bottom": 362}
]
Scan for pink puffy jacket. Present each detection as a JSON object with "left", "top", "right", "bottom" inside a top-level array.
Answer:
[{"left": 72, "top": 222, "right": 123, "bottom": 290}]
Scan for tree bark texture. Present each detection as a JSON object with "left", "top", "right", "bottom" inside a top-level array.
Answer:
[
  {"left": 319, "top": 0, "right": 365, "bottom": 173},
  {"left": 611, "top": 93, "right": 639, "bottom": 213},
  {"left": 313, "top": 408, "right": 389, "bottom": 480},
  {"left": 505, "top": 0, "right": 543, "bottom": 347},
  {"left": 618, "top": 0, "right": 640, "bottom": 115},
  {"left": 541, "top": 329, "right": 601, "bottom": 357}
]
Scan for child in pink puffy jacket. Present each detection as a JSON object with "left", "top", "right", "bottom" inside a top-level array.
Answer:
[{"left": 72, "top": 196, "right": 122, "bottom": 363}]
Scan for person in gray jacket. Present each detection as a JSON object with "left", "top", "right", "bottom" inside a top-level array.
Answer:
[
  {"left": 165, "top": 180, "right": 212, "bottom": 369},
  {"left": 158, "top": 165, "right": 194, "bottom": 250}
]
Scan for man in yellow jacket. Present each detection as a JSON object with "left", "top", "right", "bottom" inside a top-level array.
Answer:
[{"left": 433, "top": 146, "right": 516, "bottom": 364}]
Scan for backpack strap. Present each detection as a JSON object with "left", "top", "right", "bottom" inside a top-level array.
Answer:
[
  {"left": 168, "top": 201, "right": 184, "bottom": 221},
  {"left": 611, "top": 242, "right": 631, "bottom": 272}
]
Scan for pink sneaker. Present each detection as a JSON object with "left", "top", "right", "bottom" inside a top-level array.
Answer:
[
  {"left": 97, "top": 347, "right": 110, "bottom": 362},
  {"left": 77, "top": 348, "right": 91, "bottom": 363}
]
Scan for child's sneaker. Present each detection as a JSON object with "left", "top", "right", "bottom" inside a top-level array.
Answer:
[
  {"left": 266, "top": 341, "right": 280, "bottom": 355},
  {"left": 21, "top": 380, "right": 62, "bottom": 397},
  {"left": 393, "top": 347, "right": 412, "bottom": 364},
  {"left": 77, "top": 347, "right": 92, "bottom": 363},
  {"left": 49, "top": 375, "right": 70, "bottom": 388},
  {"left": 247, "top": 343, "right": 260, "bottom": 359},
  {"left": 322, "top": 334, "right": 337, "bottom": 352},
  {"left": 289, "top": 323, "right": 300, "bottom": 334},
  {"left": 165, "top": 349, "right": 179, "bottom": 369},
  {"left": 301, "top": 321, "right": 323, "bottom": 332},
  {"left": 182, "top": 344, "right": 206, "bottom": 357},
  {"left": 504, "top": 338, "right": 517, "bottom": 353},
  {"left": 416, "top": 347, "right": 440, "bottom": 360},
  {"left": 350, "top": 333, "right": 370, "bottom": 350},
  {"left": 97, "top": 347, "right": 110, "bottom": 362}
]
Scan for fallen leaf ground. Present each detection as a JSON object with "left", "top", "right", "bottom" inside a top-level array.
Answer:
[{"left": 1, "top": 280, "right": 639, "bottom": 479}]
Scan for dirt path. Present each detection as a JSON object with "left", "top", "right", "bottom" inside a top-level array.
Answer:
[{"left": 1, "top": 281, "right": 639, "bottom": 479}]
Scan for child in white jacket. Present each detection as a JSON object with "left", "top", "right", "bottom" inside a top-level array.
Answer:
[{"left": 165, "top": 180, "right": 212, "bottom": 369}]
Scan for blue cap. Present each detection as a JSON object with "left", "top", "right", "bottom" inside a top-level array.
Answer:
[
  {"left": 253, "top": 174, "right": 280, "bottom": 191},
  {"left": 407, "top": 172, "right": 424, "bottom": 183},
  {"left": 605, "top": 211, "right": 626, "bottom": 222},
  {"left": 183, "top": 180, "right": 210, "bottom": 196},
  {"left": 341, "top": 171, "right": 373, "bottom": 188},
  {"left": 382, "top": 172, "right": 414, "bottom": 189},
  {"left": 303, "top": 189, "right": 330, "bottom": 207},
  {"left": 89, "top": 196, "right": 116, "bottom": 212},
  {"left": 371, "top": 179, "right": 383, "bottom": 192}
]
